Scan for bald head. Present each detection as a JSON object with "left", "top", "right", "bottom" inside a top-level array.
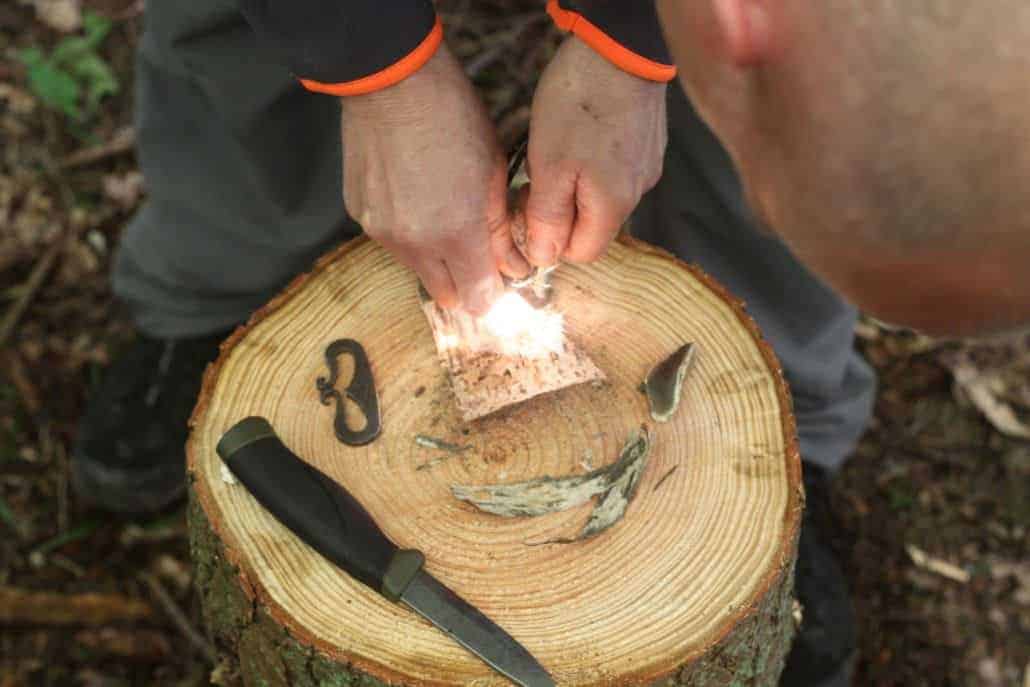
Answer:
[{"left": 657, "top": 0, "right": 1030, "bottom": 336}]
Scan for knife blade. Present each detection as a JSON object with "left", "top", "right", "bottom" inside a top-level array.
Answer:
[{"left": 216, "top": 416, "right": 554, "bottom": 687}]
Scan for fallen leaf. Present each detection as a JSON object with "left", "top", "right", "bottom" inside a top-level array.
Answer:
[
  {"left": 152, "top": 554, "right": 192, "bottom": 594},
  {"left": 101, "top": 170, "right": 145, "bottom": 211},
  {"left": 942, "top": 337, "right": 1030, "bottom": 440},
  {"left": 0, "top": 84, "right": 38, "bottom": 115},
  {"left": 978, "top": 658, "right": 1003, "bottom": 687},
  {"left": 54, "top": 238, "right": 100, "bottom": 285},
  {"left": 19, "top": 0, "right": 81, "bottom": 32}
]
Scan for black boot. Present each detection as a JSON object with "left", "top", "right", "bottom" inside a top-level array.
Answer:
[
  {"left": 781, "top": 463, "right": 858, "bottom": 687},
  {"left": 72, "top": 329, "right": 231, "bottom": 514}
]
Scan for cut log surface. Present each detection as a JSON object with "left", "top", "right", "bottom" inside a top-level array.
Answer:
[{"left": 188, "top": 235, "right": 801, "bottom": 686}]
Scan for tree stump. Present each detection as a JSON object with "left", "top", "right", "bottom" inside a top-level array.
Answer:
[{"left": 187, "top": 235, "right": 802, "bottom": 686}]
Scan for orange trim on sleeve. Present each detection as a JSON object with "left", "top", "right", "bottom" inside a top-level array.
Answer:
[
  {"left": 546, "top": 0, "right": 676, "bottom": 83},
  {"left": 299, "top": 17, "right": 444, "bottom": 96}
]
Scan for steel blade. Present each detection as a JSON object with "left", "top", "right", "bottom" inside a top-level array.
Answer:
[{"left": 401, "top": 571, "right": 554, "bottom": 687}]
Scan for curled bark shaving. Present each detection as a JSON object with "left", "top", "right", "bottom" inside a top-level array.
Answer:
[
  {"left": 451, "top": 469, "right": 611, "bottom": 517},
  {"left": 645, "top": 343, "right": 697, "bottom": 423},
  {"left": 452, "top": 427, "right": 652, "bottom": 543},
  {"left": 546, "top": 427, "right": 651, "bottom": 543}
]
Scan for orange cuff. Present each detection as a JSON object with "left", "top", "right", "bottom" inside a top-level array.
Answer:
[
  {"left": 299, "top": 17, "right": 444, "bottom": 96},
  {"left": 546, "top": 1, "right": 677, "bottom": 83}
]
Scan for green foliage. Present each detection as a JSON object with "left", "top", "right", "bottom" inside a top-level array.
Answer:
[{"left": 17, "top": 12, "right": 119, "bottom": 123}]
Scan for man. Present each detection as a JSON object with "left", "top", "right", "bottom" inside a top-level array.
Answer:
[
  {"left": 655, "top": 0, "right": 1030, "bottom": 337},
  {"left": 80, "top": 1, "right": 1029, "bottom": 684}
]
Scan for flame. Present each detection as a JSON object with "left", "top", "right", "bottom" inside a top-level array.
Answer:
[{"left": 481, "top": 292, "right": 564, "bottom": 358}]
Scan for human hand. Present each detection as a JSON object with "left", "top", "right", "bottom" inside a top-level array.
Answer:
[
  {"left": 524, "top": 37, "right": 668, "bottom": 266},
  {"left": 341, "top": 46, "right": 529, "bottom": 315}
]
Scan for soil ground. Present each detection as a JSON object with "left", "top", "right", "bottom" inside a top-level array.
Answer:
[{"left": 1, "top": 2, "right": 1027, "bottom": 685}]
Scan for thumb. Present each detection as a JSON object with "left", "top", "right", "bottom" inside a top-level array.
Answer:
[{"left": 524, "top": 163, "right": 578, "bottom": 267}]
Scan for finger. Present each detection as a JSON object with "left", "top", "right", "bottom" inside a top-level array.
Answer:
[
  {"left": 562, "top": 176, "right": 634, "bottom": 263},
  {"left": 489, "top": 155, "right": 531, "bottom": 279},
  {"left": 524, "top": 160, "right": 578, "bottom": 267},
  {"left": 444, "top": 234, "right": 505, "bottom": 316},
  {"left": 492, "top": 213, "right": 531, "bottom": 279},
  {"left": 415, "top": 258, "right": 460, "bottom": 310}
]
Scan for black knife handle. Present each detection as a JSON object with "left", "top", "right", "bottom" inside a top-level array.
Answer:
[{"left": 216, "top": 417, "right": 424, "bottom": 601}]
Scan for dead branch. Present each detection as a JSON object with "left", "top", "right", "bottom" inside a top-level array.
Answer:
[
  {"left": 0, "top": 586, "right": 154, "bottom": 625},
  {"left": 59, "top": 127, "right": 136, "bottom": 169},
  {"left": 139, "top": 573, "right": 217, "bottom": 664}
]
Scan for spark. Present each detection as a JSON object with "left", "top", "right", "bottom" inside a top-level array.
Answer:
[{"left": 481, "top": 291, "right": 564, "bottom": 358}]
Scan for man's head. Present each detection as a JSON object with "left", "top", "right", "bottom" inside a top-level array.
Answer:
[{"left": 657, "top": 0, "right": 1030, "bottom": 337}]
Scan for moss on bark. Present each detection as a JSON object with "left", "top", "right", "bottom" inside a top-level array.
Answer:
[
  {"left": 189, "top": 484, "right": 796, "bottom": 686},
  {"left": 188, "top": 488, "right": 393, "bottom": 687}
]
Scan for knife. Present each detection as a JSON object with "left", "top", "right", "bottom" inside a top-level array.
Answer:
[{"left": 216, "top": 416, "right": 555, "bottom": 687}]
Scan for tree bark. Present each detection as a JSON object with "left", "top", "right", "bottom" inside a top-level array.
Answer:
[{"left": 187, "top": 235, "right": 802, "bottom": 686}]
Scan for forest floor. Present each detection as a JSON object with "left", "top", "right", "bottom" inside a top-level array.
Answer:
[{"left": 1, "top": 2, "right": 1028, "bottom": 685}]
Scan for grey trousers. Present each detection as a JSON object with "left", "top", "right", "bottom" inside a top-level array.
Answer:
[{"left": 113, "top": 4, "right": 875, "bottom": 473}]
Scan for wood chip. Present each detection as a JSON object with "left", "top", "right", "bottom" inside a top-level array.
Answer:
[
  {"left": 645, "top": 343, "right": 697, "bottom": 423},
  {"left": 905, "top": 544, "right": 971, "bottom": 584},
  {"left": 414, "top": 435, "right": 469, "bottom": 453},
  {"left": 219, "top": 462, "right": 238, "bottom": 485}
]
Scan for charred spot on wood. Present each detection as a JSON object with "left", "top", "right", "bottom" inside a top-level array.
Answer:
[{"left": 645, "top": 343, "right": 698, "bottom": 423}]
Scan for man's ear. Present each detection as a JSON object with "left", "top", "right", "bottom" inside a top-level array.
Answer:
[{"left": 710, "top": 0, "right": 773, "bottom": 66}]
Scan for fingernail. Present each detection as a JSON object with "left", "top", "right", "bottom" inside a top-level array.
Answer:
[
  {"left": 504, "top": 246, "right": 531, "bottom": 278},
  {"left": 528, "top": 239, "right": 557, "bottom": 266}
]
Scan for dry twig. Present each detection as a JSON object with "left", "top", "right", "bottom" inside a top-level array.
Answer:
[
  {"left": 139, "top": 573, "right": 217, "bottom": 664},
  {"left": 905, "top": 544, "right": 971, "bottom": 584},
  {"left": 0, "top": 229, "right": 64, "bottom": 349},
  {"left": 59, "top": 127, "right": 137, "bottom": 169},
  {"left": 0, "top": 586, "right": 154, "bottom": 625}
]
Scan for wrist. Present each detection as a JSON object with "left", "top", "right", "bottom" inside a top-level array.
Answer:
[
  {"left": 546, "top": 0, "right": 676, "bottom": 83},
  {"left": 341, "top": 45, "right": 462, "bottom": 125},
  {"left": 562, "top": 36, "right": 668, "bottom": 101}
]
